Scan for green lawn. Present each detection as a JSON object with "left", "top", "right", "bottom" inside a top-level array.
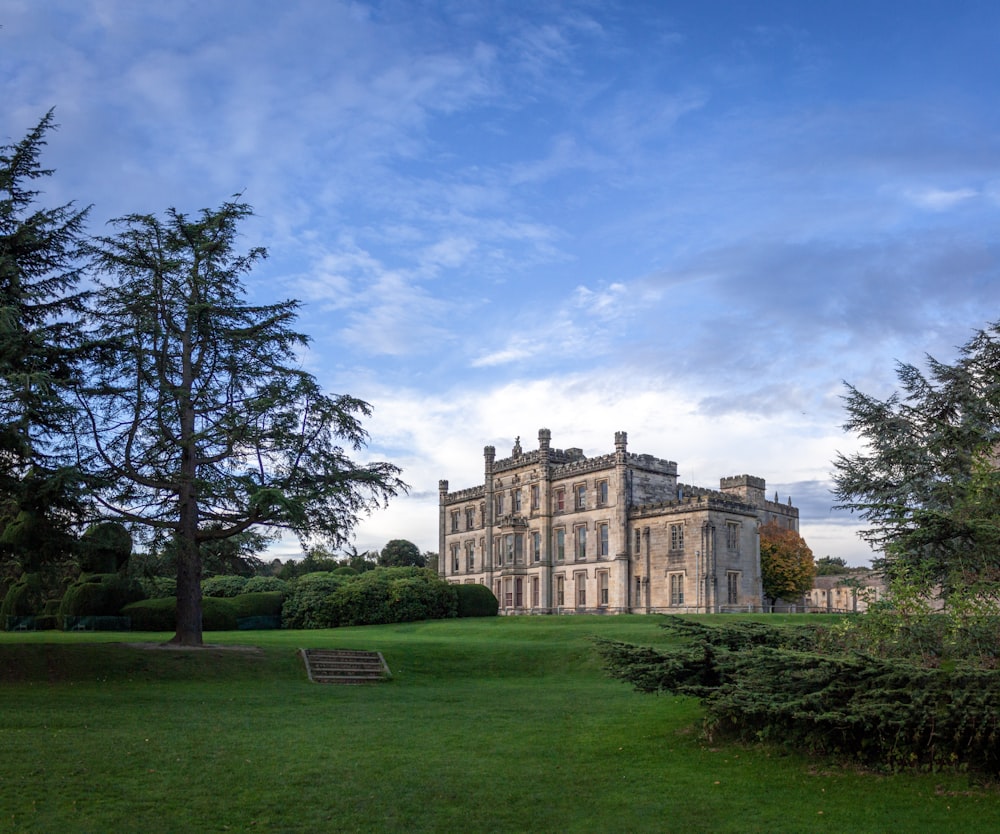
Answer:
[{"left": 1, "top": 615, "right": 997, "bottom": 833}]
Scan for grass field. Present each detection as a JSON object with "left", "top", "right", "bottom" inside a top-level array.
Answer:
[{"left": 1, "top": 614, "right": 997, "bottom": 833}]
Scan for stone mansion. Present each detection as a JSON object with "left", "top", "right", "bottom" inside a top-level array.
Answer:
[{"left": 438, "top": 429, "right": 799, "bottom": 614}]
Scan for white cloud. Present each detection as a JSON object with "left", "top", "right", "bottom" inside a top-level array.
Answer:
[{"left": 905, "top": 187, "right": 978, "bottom": 211}]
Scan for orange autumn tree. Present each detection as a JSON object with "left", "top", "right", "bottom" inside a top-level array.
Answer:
[{"left": 759, "top": 520, "right": 815, "bottom": 605}]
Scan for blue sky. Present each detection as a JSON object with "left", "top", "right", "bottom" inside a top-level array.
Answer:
[{"left": 5, "top": 1, "right": 1000, "bottom": 564}]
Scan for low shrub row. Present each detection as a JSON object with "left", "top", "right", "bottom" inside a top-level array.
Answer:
[
  {"left": 5, "top": 566, "right": 497, "bottom": 631},
  {"left": 596, "top": 616, "right": 1000, "bottom": 774}
]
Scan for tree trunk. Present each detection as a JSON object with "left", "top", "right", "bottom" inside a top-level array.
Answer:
[{"left": 171, "top": 529, "right": 203, "bottom": 645}]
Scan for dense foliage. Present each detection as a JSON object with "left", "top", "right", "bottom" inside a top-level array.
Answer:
[
  {"left": 759, "top": 520, "right": 815, "bottom": 604},
  {"left": 378, "top": 539, "right": 424, "bottom": 567},
  {"left": 455, "top": 583, "right": 499, "bottom": 617},
  {"left": 200, "top": 575, "right": 249, "bottom": 598},
  {"left": 281, "top": 567, "right": 456, "bottom": 629},
  {"left": 58, "top": 573, "right": 145, "bottom": 620},
  {"left": 79, "top": 200, "right": 405, "bottom": 645},
  {"left": 0, "top": 112, "right": 90, "bottom": 573},
  {"left": 597, "top": 615, "right": 1000, "bottom": 773},
  {"left": 833, "top": 321, "right": 1000, "bottom": 590}
]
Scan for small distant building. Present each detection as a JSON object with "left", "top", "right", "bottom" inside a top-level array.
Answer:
[
  {"left": 438, "top": 429, "right": 799, "bottom": 614},
  {"left": 806, "top": 572, "right": 886, "bottom": 613}
]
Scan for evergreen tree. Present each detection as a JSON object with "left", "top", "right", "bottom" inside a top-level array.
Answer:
[
  {"left": 81, "top": 199, "right": 405, "bottom": 644},
  {"left": 0, "top": 111, "right": 90, "bottom": 572},
  {"left": 833, "top": 322, "right": 1000, "bottom": 591}
]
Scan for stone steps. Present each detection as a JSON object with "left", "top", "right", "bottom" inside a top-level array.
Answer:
[{"left": 301, "top": 648, "right": 391, "bottom": 684}]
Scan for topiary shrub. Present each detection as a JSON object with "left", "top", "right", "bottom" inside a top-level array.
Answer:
[
  {"left": 229, "top": 591, "right": 284, "bottom": 619},
  {"left": 120, "top": 596, "right": 240, "bottom": 631},
  {"left": 79, "top": 522, "right": 133, "bottom": 573},
  {"left": 1, "top": 573, "right": 47, "bottom": 623},
  {"left": 121, "top": 597, "right": 177, "bottom": 631},
  {"left": 201, "top": 575, "right": 249, "bottom": 597},
  {"left": 455, "top": 583, "right": 499, "bottom": 617},
  {"left": 59, "top": 574, "right": 146, "bottom": 621},
  {"left": 241, "top": 576, "right": 288, "bottom": 595}
]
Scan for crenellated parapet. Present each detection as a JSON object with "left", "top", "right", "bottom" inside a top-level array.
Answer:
[
  {"left": 443, "top": 484, "right": 486, "bottom": 505},
  {"left": 628, "top": 486, "right": 758, "bottom": 520}
]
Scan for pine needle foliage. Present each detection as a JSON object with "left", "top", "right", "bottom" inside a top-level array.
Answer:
[{"left": 596, "top": 615, "right": 1000, "bottom": 773}]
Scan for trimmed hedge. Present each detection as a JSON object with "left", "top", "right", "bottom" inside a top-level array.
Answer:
[
  {"left": 201, "top": 575, "right": 249, "bottom": 597},
  {"left": 455, "top": 583, "right": 499, "bottom": 617},
  {"left": 121, "top": 596, "right": 241, "bottom": 631},
  {"left": 1, "top": 573, "right": 46, "bottom": 622},
  {"left": 241, "top": 576, "right": 288, "bottom": 595},
  {"left": 59, "top": 574, "right": 146, "bottom": 621}
]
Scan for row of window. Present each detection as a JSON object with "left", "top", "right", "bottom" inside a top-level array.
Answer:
[
  {"left": 448, "top": 522, "right": 614, "bottom": 572},
  {"left": 448, "top": 480, "right": 613, "bottom": 532},
  {"left": 635, "top": 571, "right": 742, "bottom": 606},
  {"left": 486, "top": 570, "right": 744, "bottom": 609},
  {"left": 494, "top": 570, "right": 612, "bottom": 609}
]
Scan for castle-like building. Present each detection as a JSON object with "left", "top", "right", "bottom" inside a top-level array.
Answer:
[{"left": 438, "top": 429, "right": 798, "bottom": 614}]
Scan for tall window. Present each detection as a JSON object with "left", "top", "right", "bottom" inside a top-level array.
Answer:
[
  {"left": 530, "top": 484, "right": 540, "bottom": 510},
  {"left": 451, "top": 543, "right": 459, "bottom": 573},
  {"left": 556, "top": 575, "right": 565, "bottom": 606},
  {"left": 504, "top": 578, "right": 512, "bottom": 608},
  {"left": 532, "top": 531, "right": 541, "bottom": 562},
  {"left": 726, "top": 522, "right": 740, "bottom": 550},
  {"left": 494, "top": 579, "right": 501, "bottom": 604},
  {"left": 669, "top": 573, "right": 684, "bottom": 606},
  {"left": 555, "top": 528, "right": 565, "bottom": 561},
  {"left": 556, "top": 489, "right": 565, "bottom": 512},
  {"left": 670, "top": 523, "right": 684, "bottom": 552},
  {"left": 598, "top": 571, "right": 609, "bottom": 606},
  {"left": 450, "top": 510, "right": 459, "bottom": 533},
  {"left": 495, "top": 493, "right": 504, "bottom": 516},
  {"left": 465, "top": 507, "right": 475, "bottom": 530},
  {"left": 465, "top": 541, "right": 475, "bottom": 572},
  {"left": 531, "top": 576, "right": 539, "bottom": 607},
  {"left": 597, "top": 480, "right": 609, "bottom": 506},
  {"left": 599, "top": 523, "right": 609, "bottom": 557},
  {"left": 634, "top": 528, "right": 641, "bottom": 555},
  {"left": 576, "top": 484, "right": 586, "bottom": 510},
  {"left": 727, "top": 571, "right": 739, "bottom": 605},
  {"left": 514, "top": 577, "right": 523, "bottom": 607},
  {"left": 513, "top": 489, "right": 522, "bottom": 513},
  {"left": 575, "top": 526, "right": 587, "bottom": 561},
  {"left": 576, "top": 573, "right": 587, "bottom": 607}
]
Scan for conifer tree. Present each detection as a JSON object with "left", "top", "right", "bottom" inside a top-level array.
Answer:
[
  {"left": 81, "top": 200, "right": 404, "bottom": 644},
  {"left": 0, "top": 111, "right": 90, "bottom": 572},
  {"left": 833, "top": 322, "right": 1000, "bottom": 590}
]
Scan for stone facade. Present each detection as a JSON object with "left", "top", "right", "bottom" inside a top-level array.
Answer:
[{"left": 438, "top": 429, "right": 799, "bottom": 614}]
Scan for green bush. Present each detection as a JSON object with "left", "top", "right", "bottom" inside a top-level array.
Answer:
[
  {"left": 455, "top": 583, "right": 499, "bottom": 617},
  {"left": 120, "top": 596, "right": 240, "bottom": 631},
  {"left": 138, "top": 576, "right": 176, "bottom": 598},
  {"left": 79, "top": 522, "right": 132, "bottom": 573},
  {"left": 241, "top": 576, "right": 288, "bottom": 595},
  {"left": 281, "top": 575, "right": 348, "bottom": 629},
  {"left": 121, "top": 597, "right": 176, "bottom": 631},
  {"left": 387, "top": 574, "right": 457, "bottom": 624},
  {"left": 597, "top": 616, "right": 1000, "bottom": 774},
  {"left": 229, "top": 592, "right": 284, "bottom": 619},
  {"left": 280, "top": 567, "right": 458, "bottom": 629},
  {"left": 59, "top": 574, "right": 146, "bottom": 620},
  {"left": 1, "top": 573, "right": 46, "bottom": 622},
  {"left": 201, "top": 575, "right": 249, "bottom": 597}
]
